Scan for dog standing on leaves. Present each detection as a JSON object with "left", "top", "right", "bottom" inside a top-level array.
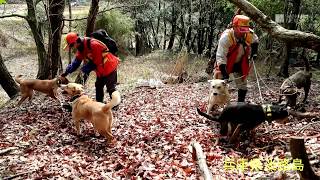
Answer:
[
  {"left": 61, "top": 83, "right": 120, "bottom": 143},
  {"left": 207, "top": 79, "right": 230, "bottom": 114},
  {"left": 197, "top": 103, "right": 289, "bottom": 145},
  {"left": 15, "top": 75, "right": 69, "bottom": 106},
  {"left": 279, "top": 52, "right": 312, "bottom": 107},
  {"left": 279, "top": 71, "right": 311, "bottom": 107}
]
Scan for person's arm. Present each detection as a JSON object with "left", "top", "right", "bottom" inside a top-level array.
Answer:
[
  {"left": 61, "top": 57, "right": 82, "bottom": 77},
  {"left": 216, "top": 31, "right": 232, "bottom": 80},
  {"left": 250, "top": 34, "right": 259, "bottom": 60}
]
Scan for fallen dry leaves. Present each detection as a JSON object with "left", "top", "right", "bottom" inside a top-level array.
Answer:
[{"left": 0, "top": 77, "right": 319, "bottom": 179}]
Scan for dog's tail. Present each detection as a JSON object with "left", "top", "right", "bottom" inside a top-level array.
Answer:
[
  {"left": 14, "top": 75, "right": 23, "bottom": 84},
  {"left": 102, "top": 91, "right": 121, "bottom": 112},
  {"left": 196, "top": 108, "right": 220, "bottom": 122}
]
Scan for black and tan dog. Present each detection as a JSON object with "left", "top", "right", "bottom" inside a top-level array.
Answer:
[
  {"left": 197, "top": 103, "right": 289, "bottom": 145},
  {"left": 15, "top": 75, "right": 69, "bottom": 106}
]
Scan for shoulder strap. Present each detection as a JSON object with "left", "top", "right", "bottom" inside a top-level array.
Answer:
[{"left": 86, "top": 37, "right": 91, "bottom": 50}]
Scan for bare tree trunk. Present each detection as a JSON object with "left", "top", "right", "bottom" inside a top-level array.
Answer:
[
  {"left": 0, "top": 54, "right": 19, "bottom": 98},
  {"left": 135, "top": 20, "right": 150, "bottom": 56},
  {"left": 185, "top": 0, "right": 192, "bottom": 52},
  {"left": 167, "top": 0, "right": 177, "bottom": 50},
  {"left": 156, "top": 0, "right": 161, "bottom": 34},
  {"left": 149, "top": 20, "right": 159, "bottom": 49},
  {"left": 68, "top": 0, "right": 72, "bottom": 64},
  {"left": 197, "top": 0, "right": 204, "bottom": 54},
  {"left": 86, "top": 0, "right": 99, "bottom": 36},
  {"left": 206, "top": 0, "right": 216, "bottom": 57},
  {"left": 48, "top": 0, "right": 65, "bottom": 77},
  {"left": 163, "top": 2, "right": 167, "bottom": 50},
  {"left": 25, "top": 0, "right": 48, "bottom": 79},
  {"left": 279, "top": 0, "right": 301, "bottom": 77},
  {"left": 228, "top": 0, "right": 320, "bottom": 51}
]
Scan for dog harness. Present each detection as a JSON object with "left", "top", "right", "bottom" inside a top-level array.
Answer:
[{"left": 262, "top": 104, "right": 273, "bottom": 122}]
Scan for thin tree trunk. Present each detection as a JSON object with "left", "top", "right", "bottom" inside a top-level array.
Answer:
[
  {"left": 197, "top": 0, "right": 204, "bottom": 54},
  {"left": 167, "top": 0, "right": 176, "bottom": 50},
  {"left": 68, "top": 0, "right": 72, "bottom": 64},
  {"left": 163, "top": 2, "right": 167, "bottom": 50},
  {"left": 25, "top": 0, "right": 48, "bottom": 79},
  {"left": 279, "top": 0, "right": 301, "bottom": 77},
  {"left": 86, "top": 0, "right": 99, "bottom": 36},
  {"left": 156, "top": 0, "right": 161, "bottom": 34},
  {"left": 185, "top": 0, "right": 192, "bottom": 52},
  {"left": 150, "top": 20, "right": 159, "bottom": 49},
  {"left": 0, "top": 54, "right": 19, "bottom": 98},
  {"left": 49, "top": 0, "right": 65, "bottom": 77}
]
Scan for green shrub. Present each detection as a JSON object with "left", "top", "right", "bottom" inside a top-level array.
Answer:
[{"left": 95, "top": 10, "right": 134, "bottom": 59}]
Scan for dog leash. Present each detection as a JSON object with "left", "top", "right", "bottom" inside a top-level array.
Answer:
[
  {"left": 254, "top": 65, "right": 299, "bottom": 96},
  {"left": 252, "top": 59, "right": 264, "bottom": 102}
]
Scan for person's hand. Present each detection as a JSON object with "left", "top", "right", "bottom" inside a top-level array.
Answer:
[
  {"left": 61, "top": 72, "right": 68, "bottom": 77},
  {"left": 219, "top": 64, "right": 229, "bottom": 80}
]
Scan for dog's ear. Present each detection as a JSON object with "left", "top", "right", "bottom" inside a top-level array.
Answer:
[{"left": 208, "top": 80, "right": 213, "bottom": 83}]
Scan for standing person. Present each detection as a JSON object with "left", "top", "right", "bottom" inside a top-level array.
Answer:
[
  {"left": 214, "top": 15, "right": 259, "bottom": 102},
  {"left": 61, "top": 32, "right": 121, "bottom": 108}
]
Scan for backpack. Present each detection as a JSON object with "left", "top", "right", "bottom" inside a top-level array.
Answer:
[{"left": 89, "top": 29, "right": 119, "bottom": 55}]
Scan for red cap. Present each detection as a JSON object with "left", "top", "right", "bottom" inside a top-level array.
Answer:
[
  {"left": 232, "top": 15, "right": 250, "bottom": 33},
  {"left": 64, "top": 32, "right": 79, "bottom": 50}
]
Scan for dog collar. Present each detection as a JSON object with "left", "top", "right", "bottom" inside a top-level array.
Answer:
[
  {"left": 70, "top": 94, "right": 84, "bottom": 105},
  {"left": 262, "top": 104, "right": 273, "bottom": 122}
]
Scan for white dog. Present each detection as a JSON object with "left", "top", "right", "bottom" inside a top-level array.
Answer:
[{"left": 207, "top": 79, "right": 230, "bottom": 114}]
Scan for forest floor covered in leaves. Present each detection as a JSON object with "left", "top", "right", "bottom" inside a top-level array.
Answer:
[{"left": 1, "top": 54, "right": 320, "bottom": 179}]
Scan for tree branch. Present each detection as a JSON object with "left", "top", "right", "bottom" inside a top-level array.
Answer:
[
  {"left": 228, "top": 0, "right": 320, "bottom": 51},
  {"left": 0, "top": 13, "right": 27, "bottom": 19},
  {"left": 63, "top": 3, "right": 147, "bottom": 22}
]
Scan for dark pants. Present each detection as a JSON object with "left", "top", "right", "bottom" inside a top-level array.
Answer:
[{"left": 95, "top": 70, "right": 117, "bottom": 102}]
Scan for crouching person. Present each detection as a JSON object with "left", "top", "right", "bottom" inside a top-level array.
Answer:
[{"left": 61, "top": 32, "right": 121, "bottom": 109}]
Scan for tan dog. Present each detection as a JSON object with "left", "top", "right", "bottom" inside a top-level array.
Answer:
[
  {"left": 61, "top": 83, "right": 121, "bottom": 143},
  {"left": 207, "top": 79, "right": 230, "bottom": 114},
  {"left": 15, "top": 75, "right": 69, "bottom": 106}
]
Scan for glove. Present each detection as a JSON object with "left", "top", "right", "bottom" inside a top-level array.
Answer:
[
  {"left": 219, "top": 64, "right": 229, "bottom": 80},
  {"left": 250, "top": 42, "right": 259, "bottom": 60},
  {"left": 61, "top": 72, "right": 68, "bottom": 77}
]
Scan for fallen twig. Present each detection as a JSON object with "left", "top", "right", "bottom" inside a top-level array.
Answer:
[
  {"left": 0, "top": 147, "right": 18, "bottom": 156},
  {"left": 190, "top": 141, "right": 213, "bottom": 180},
  {"left": 3, "top": 170, "right": 35, "bottom": 180},
  {"left": 296, "top": 121, "right": 320, "bottom": 134}
]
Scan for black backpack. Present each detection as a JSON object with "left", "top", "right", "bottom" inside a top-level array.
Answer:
[{"left": 89, "top": 29, "right": 119, "bottom": 55}]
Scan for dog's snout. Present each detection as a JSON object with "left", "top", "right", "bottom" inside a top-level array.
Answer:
[{"left": 213, "top": 92, "right": 218, "bottom": 96}]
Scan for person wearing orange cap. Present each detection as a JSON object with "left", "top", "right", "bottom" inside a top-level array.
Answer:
[
  {"left": 215, "top": 15, "right": 259, "bottom": 102},
  {"left": 61, "top": 32, "right": 121, "bottom": 108}
]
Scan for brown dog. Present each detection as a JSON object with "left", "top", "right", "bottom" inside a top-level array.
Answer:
[
  {"left": 60, "top": 83, "right": 121, "bottom": 143},
  {"left": 15, "top": 75, "right": 69, "bottom": 106}
]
